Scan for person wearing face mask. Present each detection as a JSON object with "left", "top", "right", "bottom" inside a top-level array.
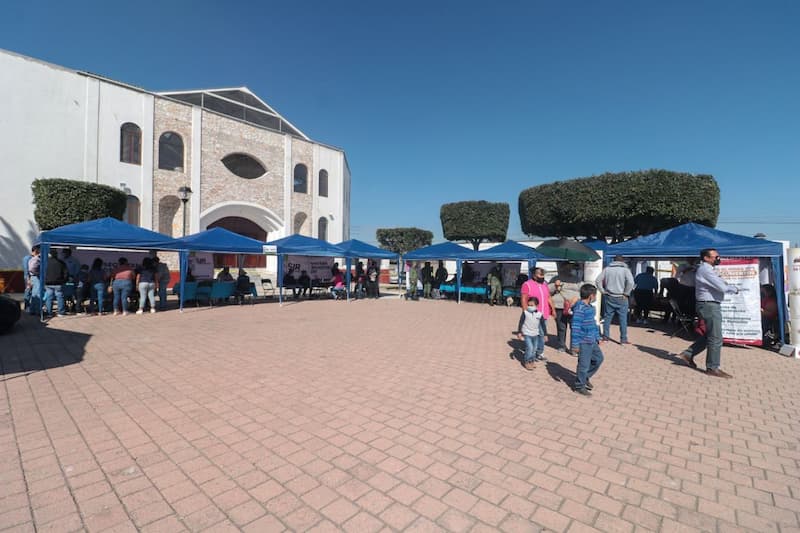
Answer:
[
  {"left": 517, "top": 297, "right": 543, "bottom": 371},
  {"left": 521, "top": 267, "right": 554, "bottom": 361},
  {"left": 550, "top": 263, "right": 581, "bottom": 354},
  {"left": 677, "top": 248, "right": 739, "bottom": 378},
  {"left": 571, "top": 284, "right": 604, "bottom": 396}
]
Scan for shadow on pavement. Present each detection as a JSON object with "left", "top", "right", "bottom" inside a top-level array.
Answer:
[
  {"left": 633, "top": 343, "right": 707, "bottom": 374},
  {"left": 506, "top": 338, "right": 525, "bottom": 367},
  {"left": 0, "top": 316, "right": 89, "bottom": 379},
  {"left": 545, "top": 360, "right": 576, "bottom": 388}
]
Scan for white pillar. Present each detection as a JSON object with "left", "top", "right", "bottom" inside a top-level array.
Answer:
[
  {"left": 583, "top": 251, "right": 604, "bottom": 324},
  {"left": 190, "top": 106, "right": 202, "bottom": 233},
  {"left": 788, "top": 248, "right": 800, "bottom": 357}
]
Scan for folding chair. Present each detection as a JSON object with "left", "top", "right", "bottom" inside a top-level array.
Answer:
[
  {"left": 261, "top": 278, "right": 275, "bottom": 299},
  {"left": 668, "top": 299, "right": 694, "bottom": 338}
]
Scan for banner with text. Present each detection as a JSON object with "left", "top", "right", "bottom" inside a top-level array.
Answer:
[
  {"left": 718, "top": 258, "right": 762, "bottom": 345},
  {"left": 284, "top": 256, "right": 336, "bottom": 283}
]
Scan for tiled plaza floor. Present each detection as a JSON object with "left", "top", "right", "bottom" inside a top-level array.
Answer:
[{"left": 1, "top": 297, "right": 799, "bottom": 532}]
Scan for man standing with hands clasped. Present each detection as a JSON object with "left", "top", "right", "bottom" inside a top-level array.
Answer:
[{"left": 678, "top": 248, "right": 739, "bottom": 378}]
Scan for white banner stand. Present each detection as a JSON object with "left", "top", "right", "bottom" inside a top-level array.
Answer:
[{"left": 786, "top": 248, "right": 800, "bottom": 358}]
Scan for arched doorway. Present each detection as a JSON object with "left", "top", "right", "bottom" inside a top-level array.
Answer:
[{"left": 208, "top": 216, "right": 268, "bottom": 268}]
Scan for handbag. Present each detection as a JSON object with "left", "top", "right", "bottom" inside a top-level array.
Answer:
[{"left": 562, "top": 299, "right": 572, "bottom": 316}]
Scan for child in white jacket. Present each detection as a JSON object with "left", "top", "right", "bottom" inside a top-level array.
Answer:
[{"left": 517, "top": 297, "right": 543, "bottom": 371}]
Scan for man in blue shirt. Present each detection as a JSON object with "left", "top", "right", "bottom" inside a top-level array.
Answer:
[{"left": 678, "top": 248, "right": 739, "bottom": 378}]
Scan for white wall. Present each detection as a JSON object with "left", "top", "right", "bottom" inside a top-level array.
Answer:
[
  {"left": 0, "top": 51, "right": 88, "bottom": 268},
  {"left": 315, "top": 146, "right": 346, "bottom": 242},
  {"left": 0, "top": 50, "right": 157, "bottom": 268},
  {"left": 95, "top": 82, "right": 155, "bottom": 229}
]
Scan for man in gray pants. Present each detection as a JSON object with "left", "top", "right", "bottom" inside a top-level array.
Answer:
[
  {"left": 595, "top": 255, "right": 634, "bottom": 344},
  {"left": 678, "top": 248, "right": 739, "bottom": 378}
]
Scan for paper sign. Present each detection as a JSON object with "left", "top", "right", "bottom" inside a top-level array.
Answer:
[{"left": 717, "top": 258, "right": 762, "bottom": 345}]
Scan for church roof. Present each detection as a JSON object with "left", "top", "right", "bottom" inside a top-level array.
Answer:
[{"left": 158, "top": 87, "right": 308, "bottom": 139}]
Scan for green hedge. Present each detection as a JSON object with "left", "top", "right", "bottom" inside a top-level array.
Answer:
[
  {"left": 440, "top": 200, "right": 509, "bottom": 250},
  {"left": 376, "top": 227, "right": 433, "bottom": 255},
  {"left": 32, "top": 178, "right": 128, "bottom": 230},
  {"left": 518, "top": 170, "right": 719, "bottom": 242}
]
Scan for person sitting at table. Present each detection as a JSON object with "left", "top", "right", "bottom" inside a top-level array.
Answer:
[
  {"left": 236, "top": 269, "right": 251, "bottom": 294},
  {"left": 760, "top": 284, "right": 779, "bottom": 345},
  {"left": 216, "top": 266, "right": 234, "bottom": 282},
  {"left": 297, "top": 270, "right": 311, "bottom": 297},
  {"left": 354, "top": 261, "right": 366, "bottom": 299},
  {"left": 283, "top": 269, "right": 301, "bottom": 298},
  {"left": 462, "top": 262, "right": 475, "bottom": 285},
  {"left": 330, "top": 270, "right": 345, "bottom": 299}
]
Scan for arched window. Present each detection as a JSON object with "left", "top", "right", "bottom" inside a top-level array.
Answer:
[
  {"left": 293, "top": 212, "right": 308, "bottom": 235},
  {"left": 124, "top": 195, "right": 140, "bottom": 226},
  {"left": 318, "top": 169, "right": 328, "bottom": 197},
  {"left": 293, "top": 164, "right": 308, "bottom": 193},
  {"left": 221, "top": 153, "right": 266, "bottom": 179},
  {"left": 318, "top": 217, "right": 328, "bottom": 241},
  {"left": 120, "top": 123, "right": 142, "bottom": 165},
  {"left": 158, "top": 195, "right": 181, "bottom": 236},
  {"left": 158, "top": 132, "right": 184, "bottom": 171}
]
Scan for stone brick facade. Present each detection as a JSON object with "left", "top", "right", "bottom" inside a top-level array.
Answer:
[
  {"left": 291, "top": 138, "right": 314, "bottom": 236},
  {"left": 149, "top": 93, "right": 347, "bottom": 257},
  {"left": 152, "top": 98, "right": 192, "bottom": 238},
  {"left": 199, "top": 111, "right": 286, "bottom": 232}
]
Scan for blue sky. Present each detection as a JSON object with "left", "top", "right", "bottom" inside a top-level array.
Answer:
[{"left": 2, "top": 0, "right": 798, "bottom": 244}]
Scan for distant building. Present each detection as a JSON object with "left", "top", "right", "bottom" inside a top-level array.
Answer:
[{"left": 0, "top": 48, "right": 350, "bottom": 280}]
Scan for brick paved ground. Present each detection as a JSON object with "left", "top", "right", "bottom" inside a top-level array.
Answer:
[{"left": 1, "top": 297, "right": 799, "bottom": 532}]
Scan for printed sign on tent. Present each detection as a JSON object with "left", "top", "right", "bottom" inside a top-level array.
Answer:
[
  {"left": 718, "top": 258, "right": 762, "bottom": 345},
  {"left": 284, "top": 255, "right": 335, "bottom": 282},
  {"left": 188, "top": 252, "right": 214, "bottom": 280}
]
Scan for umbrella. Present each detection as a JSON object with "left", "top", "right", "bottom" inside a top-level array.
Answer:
[{"left": 536, "top": 238, "right": 601, "bottom": 261}]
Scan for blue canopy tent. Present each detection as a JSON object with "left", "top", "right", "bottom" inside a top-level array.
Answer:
[
  {"left": 264, "top": 234, "right": 348, "bottom": 304},
  {"left": 171, "top": 227, "right": 267, "bottom": 310},
  {"left": 465, "top": 240, "right": 555, "bottom": 303},
  {"left": 474, "top": 240, "right": 552, "bottom": 264},
  {"left": 35, "top": 218, "right": 177, "bottom": 319},
  {"left": 336, "top": 239, "right": 398, "bottom": 299},
  {"left": 405, "top": 242, "right": 480, "bottom": 303},
  {"left": 606, "top": 223, "right": 786, "bottom": 343}
]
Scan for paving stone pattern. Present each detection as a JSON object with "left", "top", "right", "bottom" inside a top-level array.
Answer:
[{"left": 1, "top": 299, "right": 799, "bottom": 532}]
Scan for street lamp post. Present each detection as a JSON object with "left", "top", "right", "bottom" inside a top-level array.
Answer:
[{"left": 177, "top": 186, "right": 192, "bottom": 237}]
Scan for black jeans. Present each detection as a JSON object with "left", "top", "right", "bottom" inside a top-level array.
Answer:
[
  {"left": 555, "top": 308, "right": 571, "bottom": 351},
  {"left": 633, "top": 290, "right": 654, "bottom": 319}
]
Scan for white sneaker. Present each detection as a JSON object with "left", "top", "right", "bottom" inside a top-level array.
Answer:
[
  {"left": 136, "top": 309, "right": 144, "bottom": 315},
  {"left": 113, "top": 311, "right": 120, "bottom": 316},
  {"left": 150, "top": 309, "right": 156, "bottom": 314},
  {"left": 122, "top": 312, "right": 129, "bottom": 316}
]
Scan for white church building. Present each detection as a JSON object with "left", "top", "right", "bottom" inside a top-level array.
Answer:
[{"left": 0, "top": 48, "right": 350, "bottom": 287}]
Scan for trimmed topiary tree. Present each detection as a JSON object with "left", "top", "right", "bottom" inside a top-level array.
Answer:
[
  {"left": 376, "top": 227, "right": 433, "bottom": 255},
  {"left": 440, "top": 200, "right": 510, "bottom": 250},
  {"left": 518, "top": 170, "right": 719, "bottom": 243},
  {"left": 32, "top": 178, "right": 128, "bottom": 230}
]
